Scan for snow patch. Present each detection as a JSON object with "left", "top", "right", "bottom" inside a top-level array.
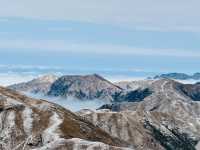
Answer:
[
  {"left": 42, "top": 112, "right": 63, "bottom": 144},
  {"left": 0, "top": 111, "right": 16, "bottom": 149},
  {"left": 68, "top": 138, "right": 132, "bottom": 150},
  {"left": 22, "top": 107, "right": 33, "bottom": 135},
  {"left": 6, "top": 97, "right": 23, "bottom": 106},
  {"left": 196, "top": 142, "right": 200, "bottom": 150},
  {"left": 7, "top": 111, "right": 16, "bottom": 127},
  {"left": 32, "top": 138, "right": 66, "bottom": 150}
]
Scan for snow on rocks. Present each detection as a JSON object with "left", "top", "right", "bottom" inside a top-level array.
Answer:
[
  {"left": 0, "top": 86, "right": 130, "bottom": 150},
  {"left": 65, "top": 138, "right": 133, "bottom": 150},
  {"left": 22, "top": 107, "right": 33, "bottom": 135},
  {"left": 42, "top": 112, "right": 63, "bottom": 144}
]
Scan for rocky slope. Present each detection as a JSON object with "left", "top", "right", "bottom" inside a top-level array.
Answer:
[
  {"left": 8, "top": 74, "right": 58, "bottom": 94},
  {"left": 87, "top": 79, "right": 200, "bottom": 150},
  {"left": 48, "top": 74, "right": 122, "bottom": 102},
  {"left": 0, "top": 86, "right": 131, "bottom": 150},
  {"left": 111, "top": 79, "right": 200, "bottom": 112},
  {"left": 177, "top": 82, "right": 200, "bottom": 101},
  {"left": 78, "top": 109, "right": 200, "bottom": 150}
]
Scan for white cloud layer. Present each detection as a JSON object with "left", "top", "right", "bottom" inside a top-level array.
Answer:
[
  {"left": 0, "top": 73, "right": 35, "bottom": 86},
  {"left": 25, "top": 93, "right": 107, "bottom": 112},
  {"left": 0, "top": 39, "right": 200, "bottom": 58},
  {"left": 0, "top": 0, "right": 200, "bottom": 32}
]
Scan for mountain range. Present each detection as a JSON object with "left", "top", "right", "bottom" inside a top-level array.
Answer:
[
  {"left": 153, "top": 72, "right": 200, "bottom": 80},
  {"left": 84, "top": 79, "right": 200, "bottom": 150},
  {"left": 7, "top": 74, "right": 200, "bottom": 149},
  {"left": 8, "top": 74, "right": 155, "bottom": 103}
]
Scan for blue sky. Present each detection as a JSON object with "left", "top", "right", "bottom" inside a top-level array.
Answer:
[{"left": 0, "top": 0, "right": 200, "bottom": 75}]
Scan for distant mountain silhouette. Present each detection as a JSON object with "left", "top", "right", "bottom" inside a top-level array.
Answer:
[{"left": 154, "top": 72, "right": 200, "bottom": 80}]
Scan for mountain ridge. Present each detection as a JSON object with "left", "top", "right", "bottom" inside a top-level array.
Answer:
[
  {"left": 153, "top": 72, "right": 200, "bottom": 80},
  {"left": 80, "top": 79, "right": 200, "bottom": 149}
]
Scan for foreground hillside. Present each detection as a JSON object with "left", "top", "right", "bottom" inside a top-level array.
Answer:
[
  {"left": 96, "top": 79, "right": 200, "bottom": 149},
  {"left": 0, "top": 86, "right": 131, "bottom": 150}
]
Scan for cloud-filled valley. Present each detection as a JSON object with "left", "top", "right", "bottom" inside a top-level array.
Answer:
[{"left": 26, "top": 93, "right": 107, "bottom": 112}]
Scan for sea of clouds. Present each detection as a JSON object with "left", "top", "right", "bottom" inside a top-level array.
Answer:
[
  {"left": 1, "top": 71, "right": 200, "bottom": 112},
  {"left": 25, "top": 92, "right": 107, "bottom": 112},
  {"left": 0, "top": 73, "right": 36, "bottom": 86},
  {"left": 0, "top": 72, "right": 106, "bottom": 112}
]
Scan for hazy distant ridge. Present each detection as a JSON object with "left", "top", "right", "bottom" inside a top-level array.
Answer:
[{"left": 154, "top": 72, "right": 200, "bottom": 80}]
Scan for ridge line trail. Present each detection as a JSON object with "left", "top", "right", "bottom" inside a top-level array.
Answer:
[{"left": 161, "top": 81, "right": 170, "bottom": 99}]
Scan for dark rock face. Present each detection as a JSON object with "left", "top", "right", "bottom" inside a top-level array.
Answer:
[
  {"left": 113, "top": 88, "right": 152, "bottom": 102},
  {"left": 177, "top": 83, "right": 200, "bottom": 101},
  {"left": 154, "top": 72, "right": 200, "bottom": 80},
  {"left": 97, "top": 103, "right": 124, "bottom": 111},
  {"left": 144, "top": 121, "right": 197, "bottom": 150}
]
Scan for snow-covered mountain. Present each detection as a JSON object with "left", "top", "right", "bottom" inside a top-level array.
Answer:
[
  {"left": 48, "top": 74, "right": 122, "bottom": 102},
  {"left": 8, "top": 74, "right": 160, "bottom": 104}
]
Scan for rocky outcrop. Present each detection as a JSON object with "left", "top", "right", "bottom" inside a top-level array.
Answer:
[
  {"left": 8, "top": 74, "right": 58, "bottom": 94},
  {"left": 113, "top": 88, "right": 152, "bottom": 102},
  {"left": 48, "top": 74, "right": 122, "bottom": 102},
  {"left": 0, "top": 86, "right": 130, "bottom": 150}
]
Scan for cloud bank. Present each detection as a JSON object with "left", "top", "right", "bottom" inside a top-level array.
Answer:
[
  {"left": 0, "top": 39, "right": 199, "bottom": 58},
  {"left": 0, "top": 73, "right": 35, "bottom": 86},
  {"left": 0, "top": 0, "right": 200, "bottom": 32},
  {"left": 25, "top": 92, "right": 107, "bottom": 112}
]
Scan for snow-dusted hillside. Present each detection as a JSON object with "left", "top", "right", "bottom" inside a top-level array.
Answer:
[{"left": 0, "top": 86, "right": 130, "bottom": 150}]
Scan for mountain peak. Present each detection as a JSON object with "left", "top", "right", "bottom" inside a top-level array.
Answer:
[
  {"left": 36, "top": 74, "right": 58, "bottom": 82},
  {"left": 48, "top": 74, "right": 122, "bottom": 101},
  {"left": 8, "top": 74, "right": 59, "bottom": 94}
]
